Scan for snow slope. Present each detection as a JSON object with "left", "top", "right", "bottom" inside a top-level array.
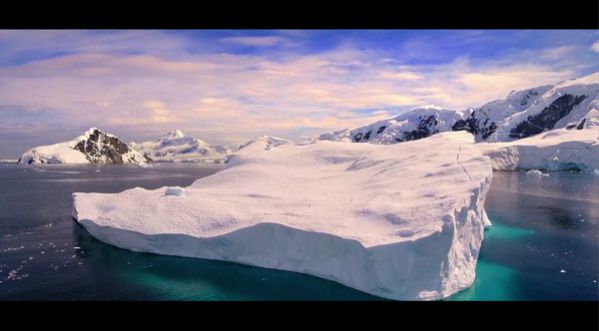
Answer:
[
  {"left": 130, "top": 130, "right": 228, "bottom": 163},
  {"left": 320, "top": 107, "right": 465, "bottom": 144},
  {"left": 477, "top": 127, "right": 599, "bottom": 171},
  {"left": 130, "top": 132, "right": 290, "bottom": 163},
  {"left": 18, "top": 142, "right": 88, "bottom": 164},
  {"left": 322, "top": 73, "right": 598, "bottom": 144},
  {"left": 18, "top": 128, "right": 147, "bottom": 165},
  {"left": 73, "top": 131, "right": 493, "bottom": 300},
  {"left": 483, "top": 73, "right": 599, "bottom": 142},
  {"left": 234, "top": 135, "right": 291, "bottom": 153}
]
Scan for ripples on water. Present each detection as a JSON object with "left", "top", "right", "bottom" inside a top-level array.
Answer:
[{"left": 0, "top": 164, "right": 597, "bottom": 300}]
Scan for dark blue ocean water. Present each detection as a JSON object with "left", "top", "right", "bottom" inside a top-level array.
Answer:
[{"left": 0, "top": 164, "right": 597, "bottom": 300}]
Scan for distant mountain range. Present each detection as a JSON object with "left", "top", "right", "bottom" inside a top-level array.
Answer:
[
  {"left": 17, "top": 128, "right": 291, "bottom": 165},
  {"left": 16, "top": 73, "right": 597, "bottom": 165},
  {"left": 318, "top": 73, "right": 598, "bottom": 144},
  {"left": 129, "top": 130, "right": 231, "bottom": 164}
]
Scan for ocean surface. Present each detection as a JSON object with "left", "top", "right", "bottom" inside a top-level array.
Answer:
[{"left": 0, "top": 164, "right": 597, "bottom": 300}]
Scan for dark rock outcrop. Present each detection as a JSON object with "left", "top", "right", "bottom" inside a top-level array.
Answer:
[
  {"left": 392, "top": 115, "right": 440, "bottom": 143},
  {"left": 509, "top": 94, "right": 587, "bottom": 139},
  {"left": 73, "top": 128, "right": 144, "bottom": 164},
  {"left": 451, "top": 112, "right": 497, "bottom": 140}
]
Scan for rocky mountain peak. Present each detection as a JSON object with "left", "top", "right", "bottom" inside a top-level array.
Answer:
[{"left": 160, "top": 130, "right": 186, "bottom": 141}]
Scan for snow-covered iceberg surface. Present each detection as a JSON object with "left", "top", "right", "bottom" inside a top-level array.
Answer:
[
  {"left": 477, "top": 128, "right": 599, "bottom": 171},
  {"left": 72, "top": 131, "right": 493, "bottom": 300}
]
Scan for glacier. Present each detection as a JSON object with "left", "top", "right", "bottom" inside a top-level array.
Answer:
[
  {"left": 478, "top": 127, "right": 599, "bottom": 171},
  {"left": 72, "top": 131, "right": 493, "bottom": 300}
]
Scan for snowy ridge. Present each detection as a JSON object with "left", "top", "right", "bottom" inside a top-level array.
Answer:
[
  {"left": 485, "top": 73, "right": 599, "bottom": 141},
  {"left": 235, "top": 135, "right": 291, "bottom": 153},
  {"left": 130, "top": 131, "right": 290, "bottom": 163},
  {"left": 18, "top": 128, "right": 146, "bottom": 165},
  {"left": 320, "top": 107, "right": 465, "bottom": 144},
  {"left": 130, "top": 130, "right": 229, "bottom": 163},
  {"left": 321, "top": 73, "right": 598, "bottom": 144},
  {"left": 18, "top": 142, "right": 88, "bottom": 164},
  {"left": 73, "top": 131, "right": 493, "bottom": 300}
]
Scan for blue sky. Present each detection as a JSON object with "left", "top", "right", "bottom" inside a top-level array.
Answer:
[{"left": 0, "top": 30, "right": 597, "bottom": 158}]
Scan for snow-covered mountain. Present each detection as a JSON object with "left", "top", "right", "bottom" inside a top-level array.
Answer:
[
  {"left": 319, "top": 107, "right": 468, "bottom": 144},
  {"left": 130, "top": 130, "right": 229, "bottom": 163},
  {"left": 235, "top": 135, "right": 291, "bottom": 153},
  {"left": 321, "top": 73, "right": 598, "bottom": 144},
  {"left": 18, "top": 129, "right": 292, "bottom": 165},
  {"left": 469, "top": 73, "right": 598, "bottom": 142},
  {"left": 18, "top": 128, "right": 147, "bottom": 165}
]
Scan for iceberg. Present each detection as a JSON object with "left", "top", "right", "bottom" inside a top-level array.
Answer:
[
  {"left": 72, "top": 131, "right": 493, "bottom": 300},
  {"left": 526, "top": 169, "right": 548, "bottom": 177},
  {"left": 477, "top": 128, "right": 599, "bottom": 171}
]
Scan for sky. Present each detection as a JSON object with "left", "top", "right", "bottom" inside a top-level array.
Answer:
[{"left": 0, "top": 30, "right": 598, "bottom": 158}]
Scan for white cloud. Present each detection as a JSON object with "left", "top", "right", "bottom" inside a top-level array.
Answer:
[
  {"left": 591, "top": 41, "right": 599, "bottom": 53},
  {"left": 140, "top": 100, "right": 177, "bottom": 124},
  {"left": 539, "top": 45, "right": 578, "bottom": 59},
  {"left": 0, "top": 30, "right": 194, "bottom": 66},
  {"left": 380, "top": 72, "right": 424, "bottom": 80},
  {"left": 220, "top": 36, "right": 290, "bottom": 47}
]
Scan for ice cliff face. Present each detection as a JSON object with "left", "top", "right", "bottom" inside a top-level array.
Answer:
[
  {"left": 322, "top": 73, "right": 598, "bottom": 144},
  {"left": 477, "top": 127, "right": 599, "bottom": 171},
  {"left": 18, "top": 128, "right": 147, "bottom": 165},
  {"left": 73, "top": 131, "right": 493, "bottom": 300}
]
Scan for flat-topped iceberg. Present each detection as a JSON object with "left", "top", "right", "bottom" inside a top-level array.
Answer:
[
  {"left": 72, "top": 131, "right": 493, "bottom": 300},
  {"left": 477, "top": 128, "right": 598, "bottom": 171}
]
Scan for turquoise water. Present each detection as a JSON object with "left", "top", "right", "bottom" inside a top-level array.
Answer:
[
  {"left": 448, "top": 223, "right": 531, "bottom": 301},
  {"left": 451, "top": 172, "right": 598, "bottom": 300},
  {"left": 0, "top": 165, "right": 597, "bottom": 300}
]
